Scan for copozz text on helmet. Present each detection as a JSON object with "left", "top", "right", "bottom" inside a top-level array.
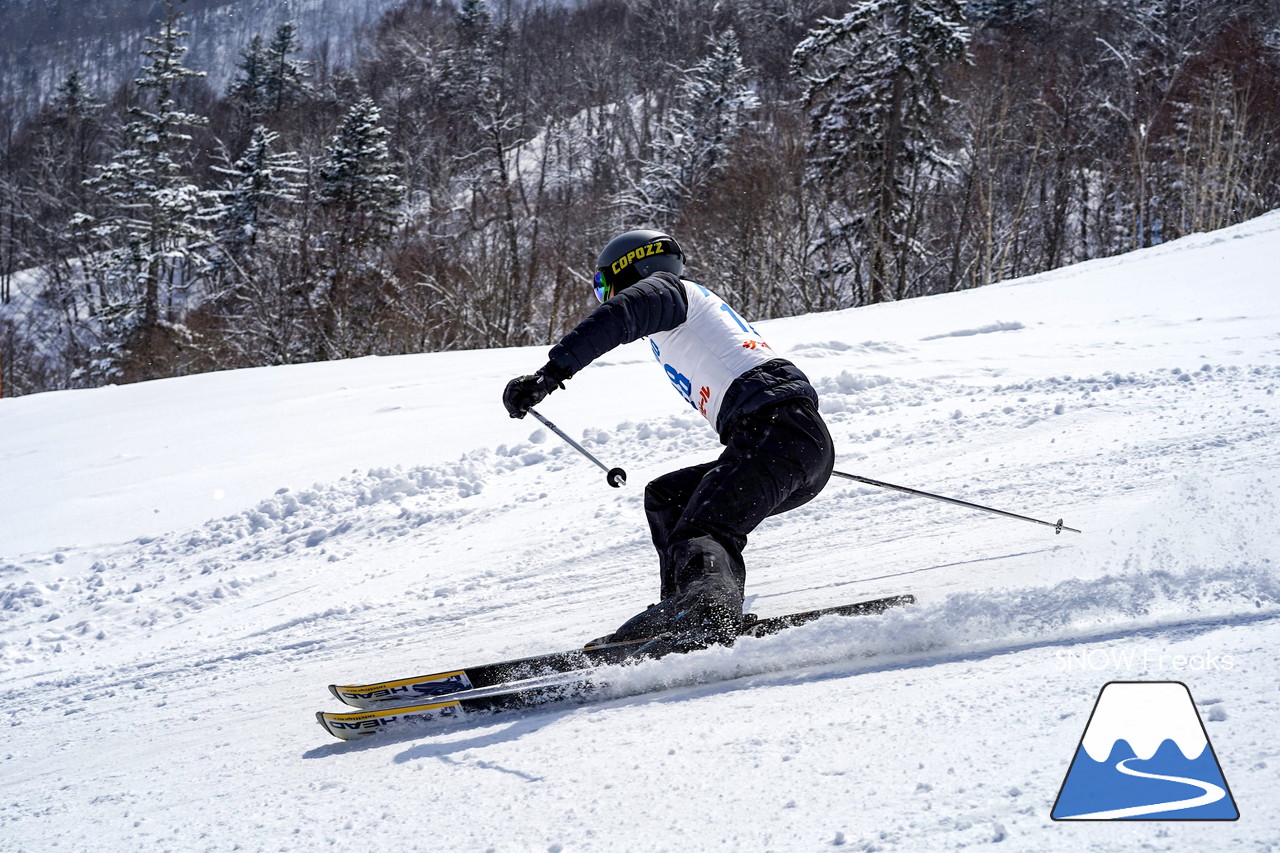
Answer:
[{"left": 611, "top": 240, "right": 668, "bottom": 275}]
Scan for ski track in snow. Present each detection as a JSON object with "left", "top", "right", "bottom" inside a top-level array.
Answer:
[
  {"left": 5, "top": 363, "right": 1276, "bottom": 675},
  {"left": 2, "top": 215, "right": 1280, "bottom": 851}
]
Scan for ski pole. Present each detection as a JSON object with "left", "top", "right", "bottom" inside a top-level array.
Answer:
[
  {"left": 831, "top": 470, "right": 1081, "bottom": 534},
  {"left": 528, "top": 408, "right": 627, "bottom": 488}
]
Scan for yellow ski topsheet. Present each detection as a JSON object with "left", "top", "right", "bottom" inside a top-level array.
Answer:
[
  {"left": 329, "top": 669, "right": 473, "bottom": 708},
  {"left": 317, "top": 699, "right": 465, "bottom": 740}
]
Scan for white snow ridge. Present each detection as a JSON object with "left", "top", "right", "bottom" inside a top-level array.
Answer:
[{"left": 2, "top": 213, "right": 1279, "bottom": 850}]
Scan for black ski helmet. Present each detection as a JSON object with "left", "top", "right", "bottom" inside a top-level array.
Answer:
[{"left": 593, "top": 229, "right": 684, "bottom": 302}]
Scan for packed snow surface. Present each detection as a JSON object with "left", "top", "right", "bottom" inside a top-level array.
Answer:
[{"left": 2, "top": 214, "right": 1279, "bottom": 851}]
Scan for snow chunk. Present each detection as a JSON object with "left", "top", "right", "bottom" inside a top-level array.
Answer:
[{"left": 921, "top": 321, "right": 1025, "bottom": 340}]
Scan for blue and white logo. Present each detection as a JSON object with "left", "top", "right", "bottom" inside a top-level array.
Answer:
[{"left": 1052, "top": 681, "right": 1239, "bottom": 820}]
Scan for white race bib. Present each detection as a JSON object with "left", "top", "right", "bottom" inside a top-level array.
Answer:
[{"left": 647, "top": 281, "right": 775, "bottom": 426}]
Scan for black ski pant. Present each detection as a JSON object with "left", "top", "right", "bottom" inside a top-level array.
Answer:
[{"left": 644, "top": 397, "right": 835, "bottom": 602}]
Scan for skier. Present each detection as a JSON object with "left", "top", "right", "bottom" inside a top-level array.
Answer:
[{"left": 503, "top": 229, "right": 834, "bottom": 652}]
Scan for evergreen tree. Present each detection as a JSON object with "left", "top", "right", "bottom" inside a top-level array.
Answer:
[
  {"left": 18, "top": 71, "right": 104, "bottom": 355},
  {"left": 456, "top": 0, "right": 495, "bottom": 60},
  {"left": 205, "top": 126, "right": 309, "bottom": 367},
  {"left": 12, "top": 71, "right": 104, "bottom": 267},
  {"left": 50, "top": 70, "right": 101, "bottom": 123},
  {"left": 793, "top": 0, "right": 970, "bottom": 304},
  {"left": 80, "top": 0, "right": 211, "bottom": 379},
  {"left": 627, "top": 28, "right": 759, "bottom": 228},
  {"left": 438, "top": 0, "right": 501, "bottom": 156},
  {"left": 313, "top": 96, "right": 405, "bottom": 358},
  {"left": 262, "top": 22, "right": 311, "bottom": 114},
  {"left": 227, "top": 23, "right": 309, "bottom": 132},
  {"left": 208, "top": 125, "right": 305, "bottom": 261},
  {"left": 227, "top": 34, "right": 268, "bottom": 126},
  {"left": 318, "top": 97, "right": 404, "bottom": 242}
]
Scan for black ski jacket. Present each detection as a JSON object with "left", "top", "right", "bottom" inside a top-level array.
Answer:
[{"left": 543, "top": 272, "right": 818, "bottom": 441}]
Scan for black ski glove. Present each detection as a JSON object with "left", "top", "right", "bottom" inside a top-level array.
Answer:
[{"left": 503, "top": 362, "right": 569, "bottom": 419}]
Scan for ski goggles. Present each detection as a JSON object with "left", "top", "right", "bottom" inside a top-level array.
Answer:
[{"left": 593, "top": 270, "right": 611, "bottom": 303}]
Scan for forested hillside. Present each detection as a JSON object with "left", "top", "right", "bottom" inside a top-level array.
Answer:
[
  {"left": 2, "top": 0, "right": 1278, "bottom": 395},
  {"left": 0, "top": 0, "right": 402, "bottom": 116}
]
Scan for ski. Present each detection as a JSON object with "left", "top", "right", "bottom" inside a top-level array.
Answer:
[
  {"left": 739, "top": 594, "right": 915, "bottom": 638},
  {"left": 326, "top": 637, "right": 650, "bottom": 710},
  {"left": 318, "top": 670, "right": 600, "bottom": 740},
  {"left": 319, "top": 594, "right": 914, "bottom": 740},
  {"left": 327, "top": 594, "right": 914, "bottom": 711}
]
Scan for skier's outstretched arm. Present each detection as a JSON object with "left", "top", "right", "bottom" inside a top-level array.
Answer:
[{"left": 503, "top": 273, "right": 687, "bottom": 419}]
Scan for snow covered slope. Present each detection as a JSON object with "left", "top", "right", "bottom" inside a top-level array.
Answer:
[{"left": 1, "top": 213, "right": 1278, "bottom": 851}]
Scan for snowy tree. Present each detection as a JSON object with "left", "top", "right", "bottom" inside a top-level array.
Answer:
[
  {"left": 21, "top": 72, "right": 106, "bottom": 344},
  {"left": 438, "top": 0, "right": 504, "bottom": 157},
  {"left": 313, "top": 96, "right": 405, "bottom": 358},
  {"left": 227, "top": 23, "right": 310, "bottom": 133},
  {"left": 318, "top": 97, "right": 404, "bottom": 244},
  {"left": 443, "top": 0, "right": 542, "bottom": 347},
  {"left": 0, "top": 176, "right": 18, "bottom": 308},
  {"left": 625, "top": 28, "right": 760, "bottom": 229},
  {"left": 964, "top": 0, "right": 1039, "bottom": 29},
  {"left": 1087, "top": 0, "right": 1249, "bottom": 251},
  {"left": 49, "top": 70, "right": 101, "bottom": 127},
  {"left": 5, "top": 72, "right": 102, "bottom": 298},
  {"left": 79, "top": 0, "right": 211, "bottom": 380},
  {"left": 793, "top": 0, "right": 970, "bottom": 304},
  {"left": 207, "top": 125, "right": 305, "bottom": 262},
  {"left": 227, "top": 34, "right": 268, "bottom": 128},
  {"left": 262, "top": 22, "right": 311, "bottom": 114},
  {"left": 456, "top": 0, "right": 496, "bottom": 67},
  {"left": 194, "top": 126, "right": 308, "bottom": 368}
]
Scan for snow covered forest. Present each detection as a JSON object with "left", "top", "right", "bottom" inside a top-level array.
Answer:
[{"left": 2, "top": 0, "right": 1279, "bottom": 396}]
